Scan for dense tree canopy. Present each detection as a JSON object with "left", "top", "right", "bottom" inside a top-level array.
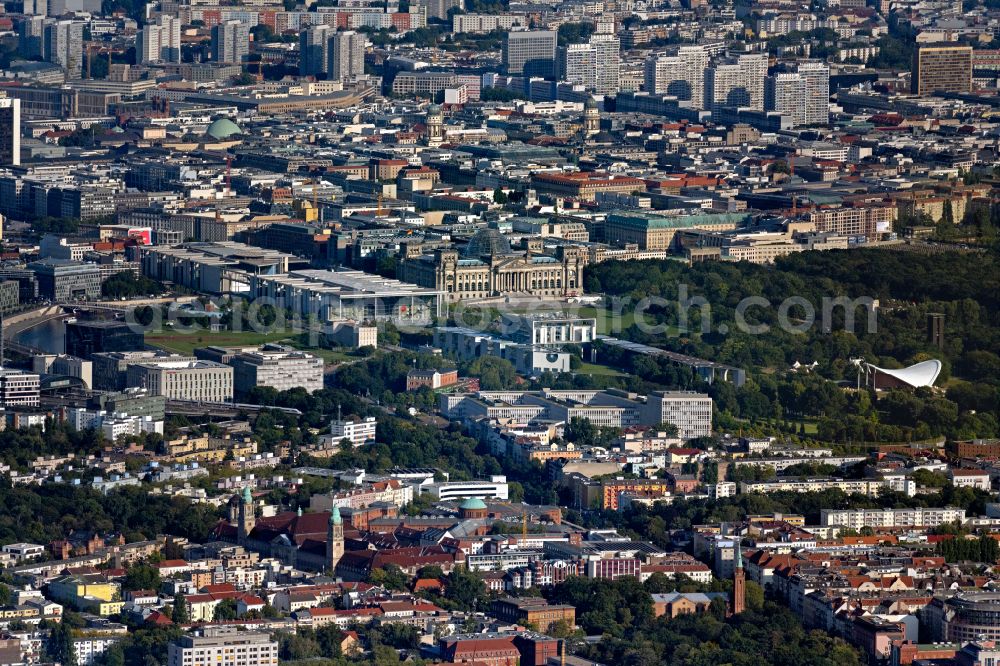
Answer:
[{"left": 584, "top": 248, "right": 1000, "bottom": 441}]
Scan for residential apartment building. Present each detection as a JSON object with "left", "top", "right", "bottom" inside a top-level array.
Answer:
[
  {"left": 643, "top": 46, "right": 709, "bottom": 108},
  {"left": 642, "top": 391, "right": 713, "bottom": 440},
  {"left": 808, "top": 205, "right": 894, "bottom": 240},
  {"left": 765, "top": 62, "right": 829, "bottom": 127},
  {"left": 740, "top": 478, "right": 889, "bottom": 495},
  {"left": 299, "top": 24, "right": 333, "bottom": 77},
  {"left": 137, "top": 16, "right": 181, "bottom": 64},
  {"left": 558, "top": 35, "right": 620, "bottom": 95},
  {"left": 452, "top": 13, "right": 522, "bottom": 33},
  {"left": 819, "top": 507, "right": 967, "bottom": 529},
  {"left": 167, "top": 629, "right": 278, "bottom": 666},
  {"left": 328, "top": 31, "right": 365, "bottom": 82},
  {"left": 211, "top": 20, "right": 250, "bottom": 64},
  {"left": 43, "top": 20, "right": 84, "bottom": 78},
  {"left": 706, "top": 53, "right": 767, "bottom": 112}
]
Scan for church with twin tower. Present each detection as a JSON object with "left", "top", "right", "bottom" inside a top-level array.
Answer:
[{"left": 221, "top": 486, "right": 345, "bottom": 573}]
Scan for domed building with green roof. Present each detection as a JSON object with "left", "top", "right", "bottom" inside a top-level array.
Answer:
[
  {"left": 205, "top": 117, "right": 242, "bottom": 141},
  {"left": 459, "top": 497, "right": 488, "bottom": 519}
]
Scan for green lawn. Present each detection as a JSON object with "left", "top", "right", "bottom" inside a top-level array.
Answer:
[
  {"left": 295, "top": 347, "right": 355, "bottom": 364},
  {"left": 146, "top": 328, "right": 363, "bottom": 365},
  {"left": 146, "top": 330, "right": 310, "bottom": 356},
  {"left": 575, "top": 362, "right": 625, "bottom": 377}
]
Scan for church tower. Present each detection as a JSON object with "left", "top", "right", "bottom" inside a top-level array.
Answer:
[
  {"left": 732, "top": 545, "right": 745, "bottom": 615},
  {"left": 237, "top": 486, "right": 255, "bottom": 544},
  {"left": 425, "top": 104, "right": 444, "bottom": 147},
  {"left": 326, "top": 506, "right": 344, "bottom": 573},
  {"left": 583, "top": 97, "right": 600, "bottom": 136}
]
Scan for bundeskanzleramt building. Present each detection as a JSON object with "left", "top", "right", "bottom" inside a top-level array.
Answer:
[
  {"left": 126, "top": 360, "right": 234, "bottom": 402},
  {"left": 167, "top": 628, "right": 278, "bottom": 666}
]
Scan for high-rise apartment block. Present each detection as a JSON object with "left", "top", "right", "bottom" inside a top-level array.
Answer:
[
  {"left": 559, "top": 35, "right": 620, "bottom": 95},
  {"left": 503, "top": 30, "right": 557, "bottom": 77},
  {"left": 43, "top": 19, "right": 83, "bottom": 78},
  {"left": 705, "top": 53, "right": 767, "bottom": 112},
  {"left": 211, "top": 20, "right": 250, "bottom": 64},
  {"left": 765, "top": 63, "right": 829, "bottom": 126},
  {"left": 18, "top": 16, "right": 45, "bottom": 58},
  {"left": 137, "top": 16, "right": 181, "bottom": 64},
  {"left": 328, "top": 30, "right": 365, "bottom": 82},
  {"left": 912, "top": 44, "right": 972, "bottom": 96},
  {"left": 22, "top": 0, "right": 46, "bottom": 16},
  {"left": 299, "top": 24, "right": 333, "bottom": 77},
  {"left": 423, "top": 0, "right": 462, "bottom": 20},
  {"left": 0, "top": 99, "right": 20, "bottom": 167},
  {"left": 643, "top": 46, "right": 710, "bottom": 108}
]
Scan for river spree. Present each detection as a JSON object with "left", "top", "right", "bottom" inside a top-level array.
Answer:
[{"left": 13, "top": 317, "right": 66, "bottom": 354}]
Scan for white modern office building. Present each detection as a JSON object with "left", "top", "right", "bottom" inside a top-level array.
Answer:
[
  {"left": 126, "top": 360, "right": 234, "bottom": 402},
  {"left": 330, "top": 416, "right": 377, "bottom": 446},
  {"left": 425, "top": 476, "right": 510, "bottom": 501},
  {"left": 230, "top": 348, "right": 324, "bottom": 396}
]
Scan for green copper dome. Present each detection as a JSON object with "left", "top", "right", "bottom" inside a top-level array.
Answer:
[
  {"left": 206, "top": 118, "right": 242, "bottom": 140},
  {"left": 330, "top": 506, "right": 342, "bottom": 525},
  {"left": 459, "top": 497, "right": 487, "bottom": 511},
  {"left": 242, "top": 486, "right": 252, "bottom": 504}
]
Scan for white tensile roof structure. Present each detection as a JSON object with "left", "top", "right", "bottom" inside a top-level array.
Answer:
[{"left": 854, "top": 359, "right": 942, "bottom": 389}]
